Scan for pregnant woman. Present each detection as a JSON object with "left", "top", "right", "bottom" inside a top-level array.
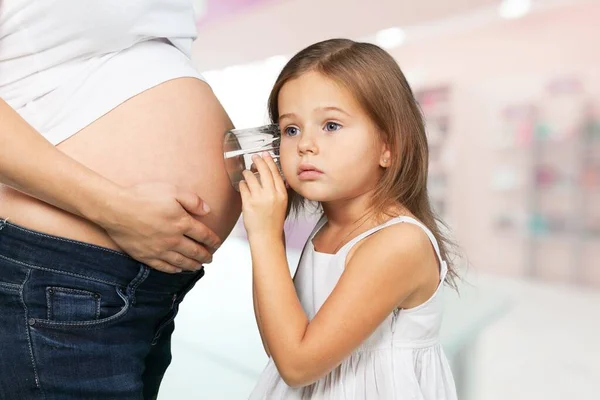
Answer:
[{"left": 0, "top": 1, "right": 240, "bottom": 399}]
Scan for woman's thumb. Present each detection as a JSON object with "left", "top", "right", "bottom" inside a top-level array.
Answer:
[{"left": 175, "top": 190, "right": 211, "bottom": 216}]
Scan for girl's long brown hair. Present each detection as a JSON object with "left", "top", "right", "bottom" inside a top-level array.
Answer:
[{"left": 269, "top": 38, "right": 459, "bottom": 287}]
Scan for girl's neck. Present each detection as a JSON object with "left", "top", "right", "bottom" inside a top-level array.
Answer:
[
  {"left": 321, "top": 193, "right": 409, "bottom": 229},
  {"left": 321, "top": 191, "right": 376, "bottom": 229}
]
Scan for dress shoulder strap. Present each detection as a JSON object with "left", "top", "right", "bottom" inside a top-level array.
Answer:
[{"left": 339, "top": 216, "right": 448, "bottom": 281}]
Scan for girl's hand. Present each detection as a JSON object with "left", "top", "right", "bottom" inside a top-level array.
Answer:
[{"left": 239, "top": 153, "right": 287, "bottom": 241}]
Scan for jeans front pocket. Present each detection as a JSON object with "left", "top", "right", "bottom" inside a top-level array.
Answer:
[
  {"left": 46, "top": 286, "right": 101, "bottom": 321},
  {"left": 24, "top": 268, "right": 138, "bottom": 330}
]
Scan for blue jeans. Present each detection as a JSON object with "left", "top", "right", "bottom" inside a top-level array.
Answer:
[{"left": 0, "top": 219, "right": 204, "bottom": 399}]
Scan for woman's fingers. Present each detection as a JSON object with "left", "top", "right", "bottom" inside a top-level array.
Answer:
[
  {"left": 174, "top": 237, "right": 213, "bottom": 265},
  {"left": 163, "top": 251, "right": 205, "bottom": 271},
  {"left": 146, "top": 259, "right": 183, "bottom": 274}
]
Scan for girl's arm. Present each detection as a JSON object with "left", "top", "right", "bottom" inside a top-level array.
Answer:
[
  {"left": 251, "top": 230, "right": 286, "bottom": 358},
  {"left": 249, "top": 223, "right": 433, "bottom": 387},
  {"left": 0, "top": 98, "right": 221, "bottom": 273},
  {"left": 252, "top": 279, "right": 270, "bottom": 357},
  {"left": 240, "top": 154, "right": 437, "bottom": 388}
]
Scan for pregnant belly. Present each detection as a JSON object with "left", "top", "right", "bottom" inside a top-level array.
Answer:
[{"left": 0, "top": 78, "right": 241, "bottom": 251}]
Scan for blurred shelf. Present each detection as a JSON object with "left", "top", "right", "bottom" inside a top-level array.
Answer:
[
  {"left": 492, "top": 75, "right": 599, "bottom": 286},
  {"left": 417, "top": 84, "right": 452, "bottom": 221}
]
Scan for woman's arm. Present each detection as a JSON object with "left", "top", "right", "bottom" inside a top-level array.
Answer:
[{"left": 0, "top": 98, "right": 221, "bottom": 273}]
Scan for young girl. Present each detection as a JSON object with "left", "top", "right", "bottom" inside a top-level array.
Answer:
[{"left": 239, "top": 38, "right": 459, "bottom": 399}]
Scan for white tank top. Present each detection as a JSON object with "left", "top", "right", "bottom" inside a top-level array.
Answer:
[
  {"left": 250, "top": 216, "right": 458, "bottom": 399},
  {"left": 0, "top": 0, "right": 205, "bottom": 144}
]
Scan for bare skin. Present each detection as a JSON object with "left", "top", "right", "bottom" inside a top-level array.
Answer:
[{"left": 0, "top": 78, "right": 241, "bottom": 269}]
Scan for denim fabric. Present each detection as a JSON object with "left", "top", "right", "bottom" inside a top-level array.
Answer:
[{"left": 0, "top": 219, "right": 204, "bottom": 400}]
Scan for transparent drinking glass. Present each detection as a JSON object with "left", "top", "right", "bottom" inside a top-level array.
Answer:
[{"left": 223, "top": 124, "right": 283, "bottom": 191}]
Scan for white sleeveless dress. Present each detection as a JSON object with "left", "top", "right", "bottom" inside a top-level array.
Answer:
[{"left": 249, "top": 216, "right": 458, "bottom": 400}]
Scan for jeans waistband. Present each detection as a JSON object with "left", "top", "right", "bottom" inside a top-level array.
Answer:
[{"left": 0, "top": 218, "right": 203, "bottom": 293}]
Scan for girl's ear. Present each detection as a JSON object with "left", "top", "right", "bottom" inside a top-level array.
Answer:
[{"left": 379, "top": 145, "right": 392, "bottom": 168}]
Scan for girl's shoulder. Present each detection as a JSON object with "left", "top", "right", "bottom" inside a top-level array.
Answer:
[
  {"left": 351, "top": 217, "right": 434, "bottom": 263},
  {"left": 341, "top": 217, "right": 443, "bottom": 308}
]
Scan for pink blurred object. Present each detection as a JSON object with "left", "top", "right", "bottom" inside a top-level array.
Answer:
[{"left": 197, "top": 0, "right": 284, "bottom": 26}]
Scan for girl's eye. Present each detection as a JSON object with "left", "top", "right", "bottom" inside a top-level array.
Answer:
[
  {"left": 324, "top": 122, "right": 342, "bottom": 132},
  {"left": 284, "top": 126, "right": 300, "bottom": 137}
]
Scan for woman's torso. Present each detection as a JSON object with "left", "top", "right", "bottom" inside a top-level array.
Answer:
[{"left": 0, "top": 0, "right": 241, "bottom": 249}]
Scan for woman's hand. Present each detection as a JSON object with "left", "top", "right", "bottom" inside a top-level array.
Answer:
[
  {"left": 102, "top": 182, "right": 222, "bottom": 274},
  {"left": 239, "top": 153, "right": 287, "bottom": 241},
  {"left": 0, "top": 99, "right": 220, "bottom": 274}
]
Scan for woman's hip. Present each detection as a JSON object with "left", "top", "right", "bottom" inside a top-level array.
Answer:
[{"left": 0, "top": 219, "right": 205, "bottom": 398}]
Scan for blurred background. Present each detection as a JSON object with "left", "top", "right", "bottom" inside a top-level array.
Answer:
[{"left": 159, "top": 0, "right": 600, "bottom": 399}]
